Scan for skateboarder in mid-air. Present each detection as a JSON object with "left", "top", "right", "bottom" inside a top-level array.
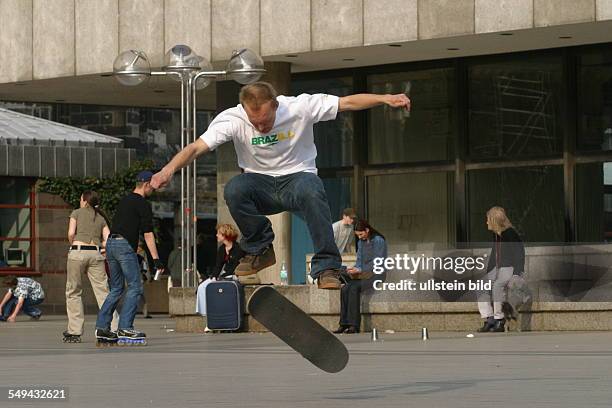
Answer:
[
  {"left": 95, "top": 171, "right": 165, "bottom": 346},
  {"left": 151, "top": 82, "right": 410, "bottom": 288}
]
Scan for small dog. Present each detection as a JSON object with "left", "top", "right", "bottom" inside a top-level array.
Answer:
[
  {"left": 503, "top": 275, "right": 532, "bottom": 332},
  {"left": 502, "top": 302, "right": 518, "bottom": 331}
]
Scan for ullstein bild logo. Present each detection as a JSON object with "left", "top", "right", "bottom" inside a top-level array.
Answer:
[{"left": 372, "top": 254, "right": 488, "bottom": 275}]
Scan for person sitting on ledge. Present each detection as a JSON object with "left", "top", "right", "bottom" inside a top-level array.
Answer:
[
  {"left": 333, "top": 219, "right": 387, "bottom": 334},
  {"left": 196, "top": 224, "right": 245, "bottom": 332},
  {"left": 477, "top": 206, "right": 525, "bottom": 333}
]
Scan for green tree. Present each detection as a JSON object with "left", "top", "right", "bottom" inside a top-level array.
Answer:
[{"left": 38, "top": 160, "right": 154, "bottom": 218}]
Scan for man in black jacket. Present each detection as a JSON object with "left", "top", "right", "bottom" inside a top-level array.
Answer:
[{"left": 95, "top": 171, "right": 165, "bottom": 344}]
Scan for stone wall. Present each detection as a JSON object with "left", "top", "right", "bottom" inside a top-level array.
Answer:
[
  {"left": 2, "top": 0, "right": 612, "bottom": 83},
  {"left": 170, "top": 244, "right": 612, "bottom": 333},
  {"left": 170, "top": 284, "right": 612, "bottom": 333}
]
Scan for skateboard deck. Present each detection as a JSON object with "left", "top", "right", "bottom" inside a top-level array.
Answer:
[{"left": 248, "top": 286, "right": 349, "bottom": 373}]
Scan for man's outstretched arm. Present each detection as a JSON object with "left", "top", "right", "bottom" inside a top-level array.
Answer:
[
  {"left": 338, "top": 93, "right": 410, "bottom": 112},
  {"left": 151, "top": 138, "right": 210, "bottom": 189}
]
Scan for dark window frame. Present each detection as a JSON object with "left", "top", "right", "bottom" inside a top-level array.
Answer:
[
  {"left": 0, "top": 180, "right": 37, "bottom": 275},
  {"left": 293, "top": 42, "right": 612, "bottom": 245}
]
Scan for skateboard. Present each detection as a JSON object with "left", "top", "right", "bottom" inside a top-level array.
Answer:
[{"left": 247, "top": 286, "right": 349, "bottom": 373}]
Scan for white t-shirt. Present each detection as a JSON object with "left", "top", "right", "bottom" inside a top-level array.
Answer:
[{"left": 200, "top": 93, "right": 339, "bottom": 177}]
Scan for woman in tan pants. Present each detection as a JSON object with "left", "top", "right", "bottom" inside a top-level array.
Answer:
[{"left": 64, "top": 191, "right": 118, "bottom": 343}]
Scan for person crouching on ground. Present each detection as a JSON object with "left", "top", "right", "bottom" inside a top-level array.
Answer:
[
  {"left": 94, "top": 171, "right": 165, "bottom": 343},
  {"left": 0, "top": 276, "right": 45, "bottom": 322},
  {"left": 477, "top": 206, "right": 525, "bottom": 333},
  {"left": 196, "top": 224, "right": 245, "bottom": 333},
  {"left": 333, "top": 220, "right": 387, "bottom": 334}
]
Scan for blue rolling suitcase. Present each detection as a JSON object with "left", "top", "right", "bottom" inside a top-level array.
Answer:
[{"left": 205, "top": 280, "right": 244, "bottom": 331}]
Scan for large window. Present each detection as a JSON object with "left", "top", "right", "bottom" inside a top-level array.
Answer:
[
  {"left": 292, "top": 77, "right": 354, "bottom": 168},
  {"left": 578, "top": 52, "right": 612, "bottom": 151},
  {"left": 576, "top": 162, "right": 612, "bottom": 242},
  {"left": 467, "top": 166, "right": 564, "bottom": 243},
  {"left": 468, "top": 59, "right": 563, "bottom": 160},
  {"left": 322, "top": 177, "right": 353, "bottom": 221},
  {"left": 0, "top": 178, "right": 35, "bottom": 271},
  {"left": 367, "top": 69, "right": 456, "bottom": 164},
  {"left": 292, "top": 45, "right": 612, "bottom": 246},
  {"left": 367, "top": 172, "right": 454, "bottom": 246}
]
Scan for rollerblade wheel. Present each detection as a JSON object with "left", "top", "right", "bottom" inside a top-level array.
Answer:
[
  {"left": 96, "top": 339, "right": 117, "bottom": 347},
  {"left": 117, "top": 338, "right": 129, "bottom": 346},
  {"left": 118, "top": 338, "right": 146, "bottom": 346},
  {"left": 63, "top": 334, "right": 81, "bottom": 343}
]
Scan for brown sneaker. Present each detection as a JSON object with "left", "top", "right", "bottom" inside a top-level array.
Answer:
[
  {"left": 235, "top": 245, "right": 276, "bottom": 276},
  {"left": 317, "top": 269, "right": 342, "bottom": 290},
  {"left": 235, "top": 255, "right": 256, "bottom": 276}
]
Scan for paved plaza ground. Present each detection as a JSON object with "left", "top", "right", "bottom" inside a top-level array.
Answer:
[{"left": 1, "top": 315, "right": 611, "bottom": 408}]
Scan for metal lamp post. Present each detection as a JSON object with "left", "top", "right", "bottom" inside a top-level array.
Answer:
[{"left": 113, "top": 45, "right": 265, "bottom": 287}]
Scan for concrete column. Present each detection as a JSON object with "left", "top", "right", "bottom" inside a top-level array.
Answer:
[
  {"left": 0, "top": 0, "right": 33, "bottom": 83},
  {"left": 534, "top": 0, "right": 595, "bottom": 27},
  {"left": 164, "top": 0, "right": 212, "bottom": 61},
  {"left": 119, "top": 0, "right": 164, "bottom": 68},
  {"left": 75, "top": 0, "right": 119, "bottom": 75},
  {"left": 215, "top": 80, "right": 242, "bottom": 226},
  {"left": 258, "top": 62, "right": 292, "bottom": 285},
  {"left": 216, "top": 61, "right": 292, "bottom": 285},
  {"left": 211, "top": 0, "right": 260, "bottom": 61},
  {"left": 33, "top": 0, "right": 75, "bottom": 79}
]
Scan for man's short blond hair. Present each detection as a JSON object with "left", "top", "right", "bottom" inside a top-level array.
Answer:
[{"left": 239, "top": 82, "right": 278, "bottom": 108}]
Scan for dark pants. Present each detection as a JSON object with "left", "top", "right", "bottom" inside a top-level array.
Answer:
[
  {"left": 224, "top": 172, "right": 341, "bottom": 277},
  {"left": 340, "top": 280, "right": 363, "bottom": 329},
  {"left": 1, "top": 296, "right": 43, "bottom": 319},
  {"left": 340, "top": 275, "right": 381, "bottom": 330}
]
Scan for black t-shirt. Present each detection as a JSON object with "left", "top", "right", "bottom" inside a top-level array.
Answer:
[
  {"left": 110, "top": 192, "right": 153, "bottom": 251},
  {"left": 211, "top": 244, "right": 246, "bottom": 279}
]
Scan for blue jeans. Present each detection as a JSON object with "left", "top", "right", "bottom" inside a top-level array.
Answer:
[
  {"left": 224, "top": 172, "right": 341, "bottom": 278},
  {"left": 95, "top": 237, "right": 143, "bottom": 330},
  {"left": 1, "top": 296, "right": 43, "bottom": 319}
]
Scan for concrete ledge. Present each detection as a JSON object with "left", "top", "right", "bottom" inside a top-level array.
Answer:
[{"left": 169, "top": 285, "right": 612, "bottom": 333}]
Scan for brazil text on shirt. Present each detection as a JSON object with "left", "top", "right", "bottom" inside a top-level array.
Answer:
[
  {"left": 251, "top": 131, "right": 295, "bottom": 146},
  {"left": 200, "top": 93, "right": 340, "bottom": 176}
]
